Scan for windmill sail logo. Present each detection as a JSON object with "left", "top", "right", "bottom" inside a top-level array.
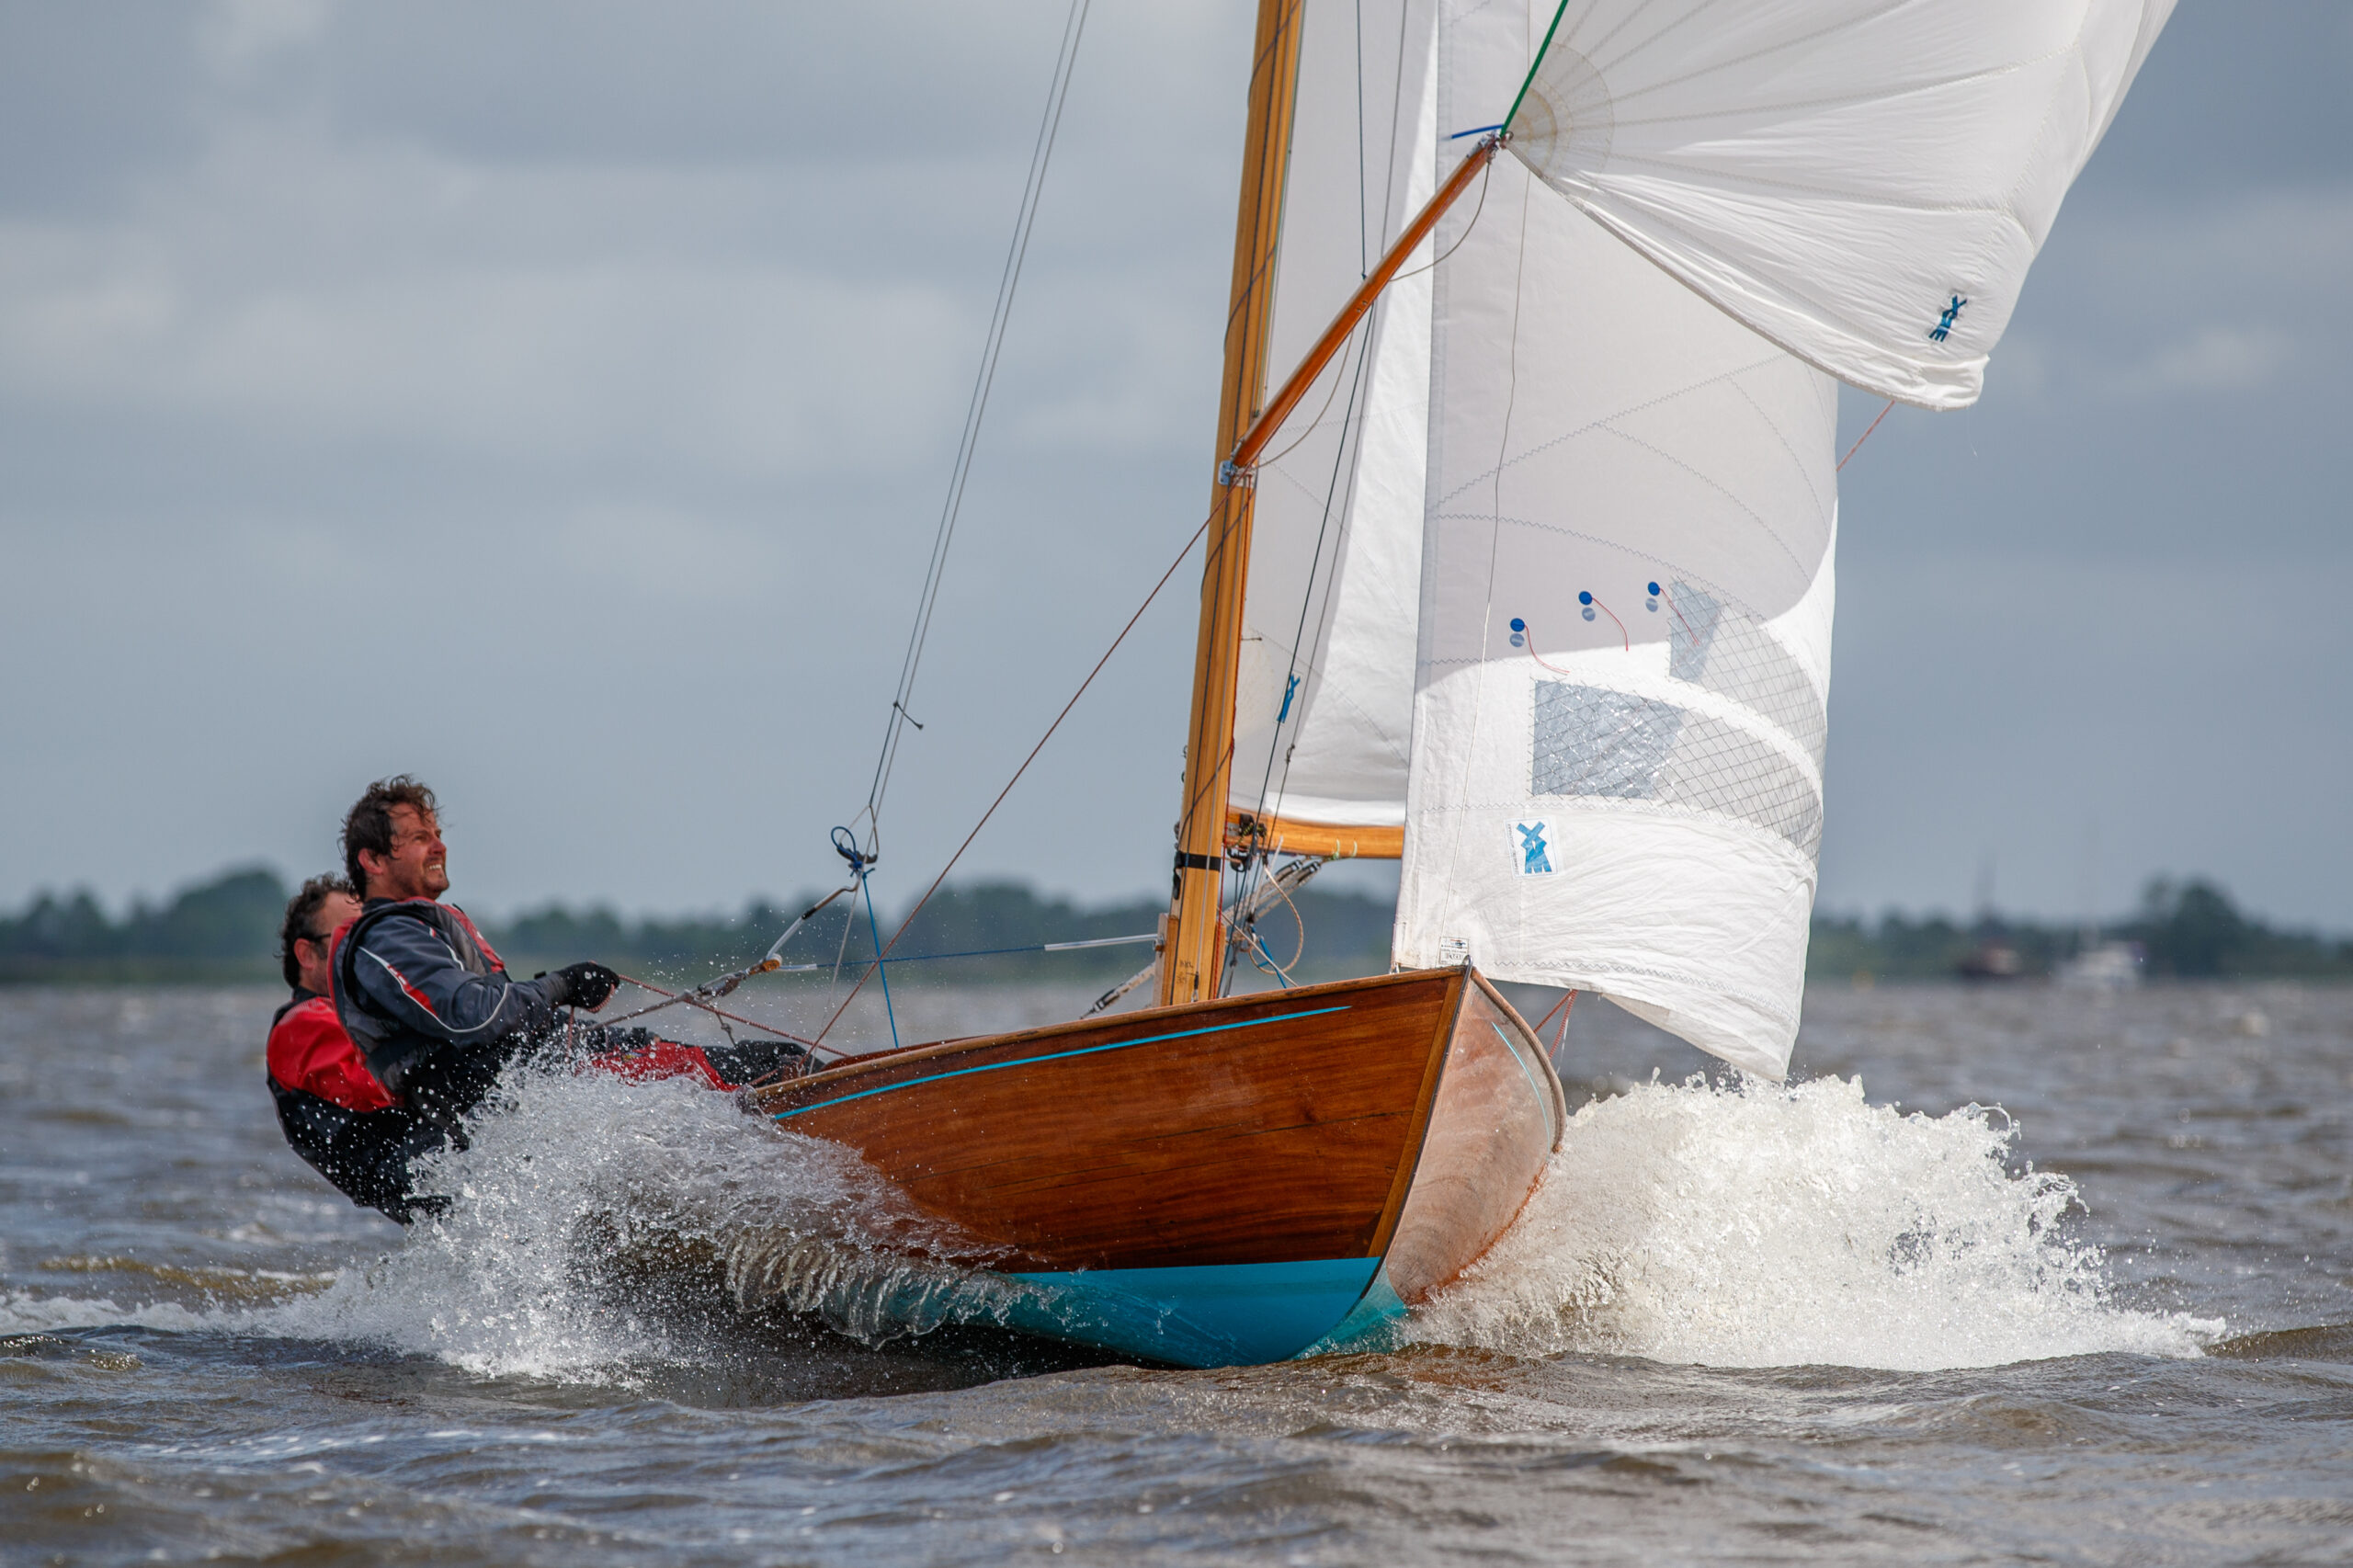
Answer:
[
  {"left": 1928, "top": 294, "right": 1968, "bottom": 343},
  {"left": 1514, "top": 821, "right": 1555, "bottom": 876}
]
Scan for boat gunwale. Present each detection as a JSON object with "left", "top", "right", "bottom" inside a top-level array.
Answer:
[
  {"left": 1466, "top": 971, "right": 1570, "bottom": 1152},
  {"left": 749, "top": 965, "right": 1463, "bottom": 1109}
]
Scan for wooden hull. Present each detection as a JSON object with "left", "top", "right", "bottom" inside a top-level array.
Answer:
[{"left": 745, "top": 966, "right": 1564, "bottom": 1366}]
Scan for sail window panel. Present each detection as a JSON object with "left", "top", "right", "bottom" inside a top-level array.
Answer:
[
  {"left": 1529, "top": 683, "right": 1680, "bottom": 801},
  {"left": 1665, "top": 583, "right": 1828, "bottom": 766},
  {"left": 1529, "top": 682, "right": 1823, "bottom": 857},
  {"left": 1398, "top": 664, "right": 1820, "bottom": 1078}
]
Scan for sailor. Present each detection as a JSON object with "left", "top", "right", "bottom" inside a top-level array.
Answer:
[
  {"left": 331, "top": 776, "right": 620, "bottom": 1139},
  {"left": 266, "top": 874, "right": 449, "bottom": 1222},
  {"left": 332, "top": 776, "right": 804, "bottom": 1140}
]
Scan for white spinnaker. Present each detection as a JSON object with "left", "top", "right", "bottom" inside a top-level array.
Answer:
[
  {"left": 1394, "top": 0, "right": 1839, "bottom": 1078},
  {"left": 1503, "top": 0, "right": 2176, "bottom": 410},
  {"left": 1228, "top": 0, "right": 1439, "bottom": 835}
]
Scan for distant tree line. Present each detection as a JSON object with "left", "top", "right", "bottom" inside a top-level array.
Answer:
[
  {"left": 3, "top": 866, "right": 2344, "bottom": 985},
  {"left": 0, "top": 869, "right": 291, "bottom": 983},
  {"left": 0, "top": 868, "right": 1396, "bottom": 986}
]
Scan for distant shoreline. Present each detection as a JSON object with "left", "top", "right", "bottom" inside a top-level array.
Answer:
[{"left": 5, "top": 867, "right": 2347, "bottom": 986}]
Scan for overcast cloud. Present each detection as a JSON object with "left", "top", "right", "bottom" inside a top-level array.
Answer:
[{"left": 1, "top": 0, "right": 2347, "bottom": 928}]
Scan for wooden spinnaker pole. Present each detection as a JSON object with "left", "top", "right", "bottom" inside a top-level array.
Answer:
[
  {"left": 1230, "top": 138, "right": 1495, "bottom": 475},
  {"left": 1160, "top": 0, "right": 1310, "bottom": 1007},
  {"left": 1161, "top": 116, "right": 1501, "bottom": 1005}
]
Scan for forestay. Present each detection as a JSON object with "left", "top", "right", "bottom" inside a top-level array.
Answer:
[
  {"left": 1228, "top": 0, "right": 1440, "bottom": 840},
  {"left": 1502, "top": 0, "right": 2177, "bottom": 410},
  {"left": 1392, "top": 0, "right": 1841, "bottom": 1078}
]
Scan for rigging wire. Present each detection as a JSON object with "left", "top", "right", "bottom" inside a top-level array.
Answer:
[
  {"left": 1382, "top": 154, "right": 1493, "bottom": 287},
  {"left": 859, "top": 0, "right": 1094, "bottom": 858},
  {"left": 603, "top": 972, "right": 823, "bottom": 1051},
  {"left": 1838, "top": 398, "right": 1896, "bottom": 472},
  {"left": 812, "top": 506, "right": 1219, "bottom": 1047},
  {"left": 1249, "top": 319, "right": 1369, "bottom": 472},
  {"left": 1224, "top": 331, "right": 1375, "bottom": 984}
]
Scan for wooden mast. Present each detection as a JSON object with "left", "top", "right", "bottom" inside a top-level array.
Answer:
[{"left": 1160, "top": 0, "right": 1308, "bottom": 1006}]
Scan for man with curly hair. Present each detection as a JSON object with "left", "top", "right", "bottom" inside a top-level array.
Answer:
[
  {"left": 328, "top": 777, "right": 801, "bottom": 1165},
  {"left": 331, "top": 777, "right": 624, "bottom": 1139}
]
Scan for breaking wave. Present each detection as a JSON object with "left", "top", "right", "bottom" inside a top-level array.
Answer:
[
  {"left": 256, "top": 1068, "right": 1024, "bottom": 1381},
  {"left": 1404, "top": 1074, "right": 2223, "bottom": 1369},
  {"left": 24, "top": 1064, "right": 2222, "bottom": 1380}
]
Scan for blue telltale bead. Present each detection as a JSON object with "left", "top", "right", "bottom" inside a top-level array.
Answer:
[
  {"left": 1647, "top": 582, "right": 1661, "bottom": 597},
  {"left": 1577, "top": 591, "right": 1593, "bottom": 606},
  {"left": 1509, "top": 617, "right": 1526, "bottom": 632}
]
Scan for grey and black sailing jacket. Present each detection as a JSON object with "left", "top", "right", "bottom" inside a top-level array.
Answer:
[{"left": 331, "top": 897, "right": 565, "bottom": 1110}]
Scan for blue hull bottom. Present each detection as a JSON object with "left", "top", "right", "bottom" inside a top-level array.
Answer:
[{"left": 1001, "top": 1256, "right": 1408, "bottom": 1368}]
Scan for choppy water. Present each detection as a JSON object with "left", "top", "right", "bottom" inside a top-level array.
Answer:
[{"left": 4, "top": 980, "right": 2349, "bottom": 1564}]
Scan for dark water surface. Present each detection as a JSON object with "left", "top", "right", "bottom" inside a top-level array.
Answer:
[{"left": 4, "top": 982, "right": 2350, "bottom": 1565}]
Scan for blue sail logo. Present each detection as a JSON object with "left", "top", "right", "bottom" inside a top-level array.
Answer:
[
  {"left": 1928, "top": 294, "right": 1968, "bottom": 343},
  {"left": 1515, "top": 821, "right": 1555, "bottom": 876}
]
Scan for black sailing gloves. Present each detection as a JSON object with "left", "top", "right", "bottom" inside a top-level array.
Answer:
[{"left": 547, "top": 961, "right": 622, "bottom": 1011}]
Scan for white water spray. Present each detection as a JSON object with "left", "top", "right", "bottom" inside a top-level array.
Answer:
[
  {"left": 1406, "top": 1074, "right": 2222, "bottom": 1369},
  {"left": 262, "top": 1068, "right": 1013, "bottom": 1381},
  {"left": 226, "top": 1069, "right": 2224, "bottom": 1379}
]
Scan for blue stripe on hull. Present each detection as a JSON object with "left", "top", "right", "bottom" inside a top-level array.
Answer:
[
  {"left": 1301, "top": 1265, "right": 1410, "bottom": 1357},
  {"left": 1002, "top": 1256, "right": 1385, "bottom": 1368}
]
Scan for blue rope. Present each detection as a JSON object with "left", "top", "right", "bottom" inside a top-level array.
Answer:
[
  {"left": 834, "top": 825, "right": 901, "bottom": 1052},
  {"left": 1243, "top": 925, "right": 1296, "bottom": 989},
  {"left": 859, "top": 873, "right": 901, "bottom": 1051}
]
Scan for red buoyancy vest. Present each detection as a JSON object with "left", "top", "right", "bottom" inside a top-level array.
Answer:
[
  {"left": 589, "top": 1036, "right": 731, "bottom": 1090},
  {"left": 267, "top": 994, "right": 395, "bottom": 1113}
]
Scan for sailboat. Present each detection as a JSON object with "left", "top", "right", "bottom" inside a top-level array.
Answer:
[{"left": 745, "top": 0, "right": 2174, "bottom": 1368}]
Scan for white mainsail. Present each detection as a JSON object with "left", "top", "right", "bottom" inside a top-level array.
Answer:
[
  {"left": 1227, "top": 0, "right": 1439, "bottom": 838},
  {"left": 1503, "top": 0, "right": 2177, "bottom": 410}
]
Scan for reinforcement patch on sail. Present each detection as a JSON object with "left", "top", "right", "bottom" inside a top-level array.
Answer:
[
  {"left": 1666, "top": 584, "right": 1827, "bottom": 766},
  {"left": 1532, "top": 683, "right": 1821, "bottom": 857}
]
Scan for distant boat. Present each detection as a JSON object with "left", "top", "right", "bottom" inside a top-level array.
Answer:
[
  {"left": 745, "top": 0, "right": 2174, "bottom": 1366},
  {"left": 1960, "top": 940, "right": 2029, "bottom": 982},
  {"left": 2059, "top": 940, "right": 2145, "bottom": 991}
]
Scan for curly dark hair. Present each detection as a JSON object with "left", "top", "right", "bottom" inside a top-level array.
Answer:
[
  {"left": 341, "top": 775, "right": 439, "bottom": 896},
  {"left": 278, "top": 874, "right": 356, "bottom": 990}
]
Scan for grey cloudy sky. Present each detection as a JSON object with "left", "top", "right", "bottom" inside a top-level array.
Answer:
[{"left": 1, "top": 0, "right": 2347, "bottom": 929}]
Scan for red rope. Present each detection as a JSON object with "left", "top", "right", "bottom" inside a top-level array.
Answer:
[
  {"left": 813, "top": 508, "right": 1216, "bottom": 1047},
  {"left": 1531, "top": 987, "right": 1578, "bottom": 1056},
  {"left": 1837, "top": 399, "right": 1895, "bottom": 472}
]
